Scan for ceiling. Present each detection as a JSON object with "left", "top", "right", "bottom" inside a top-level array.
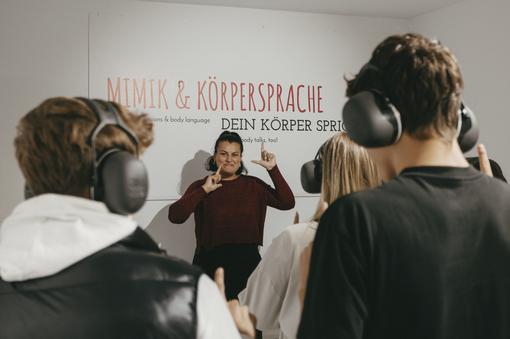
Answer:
[{"left": 138, "top": 0, "right": 466, "bottom": 19}]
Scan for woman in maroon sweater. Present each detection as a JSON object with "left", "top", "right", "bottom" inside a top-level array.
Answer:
[{"left": 169, "top": 131, "right": 295, "bottom": 300}]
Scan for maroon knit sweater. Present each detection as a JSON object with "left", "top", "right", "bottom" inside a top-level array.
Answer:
[{"left": 168, "top": 166, "right": 295, "bottom": 249}]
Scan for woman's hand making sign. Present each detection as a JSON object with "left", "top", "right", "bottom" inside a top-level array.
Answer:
[
  {"left": 251, "top": 142, "right": 276, "bottom": 171},
  {"left": 202, "top": 165, "right": 223, "bottom": 194}
]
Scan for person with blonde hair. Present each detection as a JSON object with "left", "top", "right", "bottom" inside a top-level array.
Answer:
[{"left": 238, "top": 132, "right": 380, "bottom": 339}]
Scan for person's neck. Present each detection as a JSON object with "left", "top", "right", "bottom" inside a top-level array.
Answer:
[
  {"left": 389, "top": 133, "right": 469, "bottom": 175},
  {"left": 221, "top": 173, "right": 240, "bottom": 181}
]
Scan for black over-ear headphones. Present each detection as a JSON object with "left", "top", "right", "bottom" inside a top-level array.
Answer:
[
  {"left": 76, "top": 97, "right": 149, "bottom": 215},
  {"left": 342, "top": 63, "right": 479, "bottom": 152},
  {"left": 300, "top": 141, "right": 327, "bottom": 194},
  {"left": 457, "top": 102, "right": 479, "bottom": 152}
]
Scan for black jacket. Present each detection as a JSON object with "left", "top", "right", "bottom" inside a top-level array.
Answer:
[{"left": 0, "top": 228, "right": 202, "bottom": 339}]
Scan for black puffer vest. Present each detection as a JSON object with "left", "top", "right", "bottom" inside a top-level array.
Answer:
[{"left": 0, "top": 228, "right": 202, "bottom": 339}]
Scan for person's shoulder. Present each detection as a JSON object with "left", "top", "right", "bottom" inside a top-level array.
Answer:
[
  {"left": 281, "top": 221, "right": 316, "bottom": 241},
  {"left": 275, "top": 222, "right": 308, "bottom": 242},
  {"left": 152, "top": 253, "right": 203, "bottom": 279},
  {"left": 319, "top": 187, "right": 391, "bottom": 233},
  {"left": 90, "top": 246, "right": 203, "bottom": 283},
  {"left": 22, "top": 245, "right": 203, "bottom": 293},
  {"left": 477, "top": 174, "right": 510, "bottom": 199},
  {"left": 190, "top": 177, "right": 208, "bottom": 187},
  {"left": 340, "top": 175, "right": 420, "bottom": 208},
  {"left": 259, "top": 222, "right": 318, "bottom": 266},
  {"left": 241, "top": 174, "right": 261, "bottom": 182},
  {"left": 140, "top": 252, "right": 203, "bottom": 280},
  {"left": 243, "top": 173, "right": 284, "bottom": 190},
  {"left": 254, "top": 222, "right": 316, "bottom": 282},
  {"left": 181, "top": 177, "right": 208, "bottom": 193},
  {"left": 238, "top": 174, "right": 269, "bottom": 187},
  {"left": 328, "top": 183, "right": 393, "bottom": 212},
  {"left": 480, "top": 173, "right": 510, "bottom": 188}
]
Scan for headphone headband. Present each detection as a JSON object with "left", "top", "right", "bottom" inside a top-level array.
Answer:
[
  {"left": 342, "top": 63, "right": 478, "bottom": 151},
  {"left": 74, "top": 97, "right": 148, "bottom": 215},
  {"left": 76, "top": 97, "right": 141, "bottom": 156}
]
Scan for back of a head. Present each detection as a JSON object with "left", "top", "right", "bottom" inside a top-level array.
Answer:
[
  {"left": 346, "top": 33, "right": 464, "bottom": 141},
  {"left": 15, "top": 97, "right": 154, "bottom": 198},
  {"left": 312, "top": 132, "right": 381, "bottom": 221}
]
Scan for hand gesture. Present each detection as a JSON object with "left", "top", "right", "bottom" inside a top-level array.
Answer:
[
  {"left": 477, "top": 144, "right": 493, "bottom": 177},
  {"left": 251, "top": 142, "right": 276, "bottom": 170},
  {"left": 214, "top": 267, "right": 256, "bottom": 339},
  {"left": 202, "top": 165, "right": 223, "bottom": 193}
]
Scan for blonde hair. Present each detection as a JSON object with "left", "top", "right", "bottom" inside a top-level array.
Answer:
[{"left": 312, "top": 132, "right": 380, "bottom": 221}]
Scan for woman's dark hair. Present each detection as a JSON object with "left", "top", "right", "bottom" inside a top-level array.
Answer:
[{"left": 206, "top": 130, "right": 247, "bottom": 174}]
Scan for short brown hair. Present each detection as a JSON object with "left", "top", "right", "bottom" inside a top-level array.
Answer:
[
  {"left": 346, "top": 33, "right": 464, "bottom": 140},
  {"left": 15, "top": 97, "right": 154, "bottom": 196},
  {"left": 312, "top": 132, "right": 381, "bottom": 221}
]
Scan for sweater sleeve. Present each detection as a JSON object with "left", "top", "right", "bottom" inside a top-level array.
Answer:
[
  {"left": 168, "top": 180, "right": 207, "bottom": 224},
  {"left": 265, "top": 165, "right": 295, "bottom": 210}
]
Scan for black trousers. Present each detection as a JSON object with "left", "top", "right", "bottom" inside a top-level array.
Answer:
[{"left": 193, "top": 244, "right": 261, "bottom": 300}]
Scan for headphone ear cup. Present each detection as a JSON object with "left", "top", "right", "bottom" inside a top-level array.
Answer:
[
  {"left": 314, "top": 159, "right": 322, "bottom": 185},
  {"left": 457, "top": 104, "right": 479, "bottom": 153},
  {"left": 98, "top": 151, "right": 148, "bottom": 215},
  {"left": 300, "top": 159, "right": 321, "bottom": 194},
  {"left": 343, "top": 91, "right": 402, "bottom": 148}
]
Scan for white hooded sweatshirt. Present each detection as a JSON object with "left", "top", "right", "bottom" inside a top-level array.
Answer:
[
  {"left": 0, "top": 193, "right": 138, "bottom": 282},
  {"left": 0, "top": 193, "right": 241, "bottom": 339}
]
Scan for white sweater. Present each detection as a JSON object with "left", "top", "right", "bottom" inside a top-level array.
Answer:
[{"left": 238, "top": 221, "right": 318, "bottom": 339}]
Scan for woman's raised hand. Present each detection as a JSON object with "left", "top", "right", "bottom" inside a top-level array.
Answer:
[
  {"left": 251, "top": 142, "right": 276, "bottom": 170},
  {"left": 202, "top": 165, "right": 223, "bottom": 193}
]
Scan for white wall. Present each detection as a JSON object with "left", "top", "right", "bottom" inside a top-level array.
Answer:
[
  {"left": 0, "top": 0, "right": 409, "bottom": 262},
  {"left": 0, "top": 0, "right": 124, "bottom": 219},
  {"left": 410, "top": 0, "right": 510, "bottom": 176},
  {"left": 87, "top": 6, "right": 406, "bottom": 200},
  {"left": 4, "top": 0, "right": 509, "bottom": 263}
]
